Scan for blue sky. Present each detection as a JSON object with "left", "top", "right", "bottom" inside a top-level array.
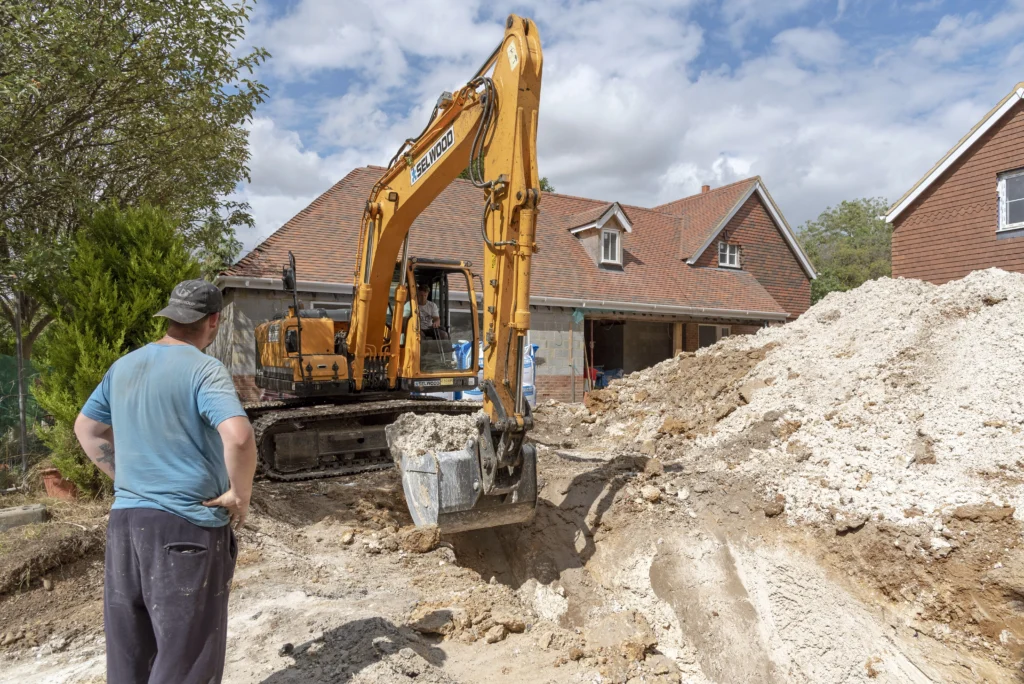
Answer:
[{"left": 233, "top": 0, "right": 1024, "bottom": 252}]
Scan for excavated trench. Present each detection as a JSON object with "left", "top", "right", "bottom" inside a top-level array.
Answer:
[{"left": 440, "top": 446, "right": 1017, "bottom": 684}]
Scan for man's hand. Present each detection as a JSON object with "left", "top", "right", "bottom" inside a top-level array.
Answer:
[{"left": 203, "top": 489, "right": 250, "bottom": 529}]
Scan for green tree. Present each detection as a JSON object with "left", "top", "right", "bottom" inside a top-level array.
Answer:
[
  {"left": 0, "top": 0, "right": 267, "bottom": 364},
  {"left": 194, "top": 214, "right": 244, "bottom": 280},
  {"left": 799, "top": 198, "right": 892, "bottom": 304},
  {"left": 33, "top": 204, "right": 200, "bottom": 495}
]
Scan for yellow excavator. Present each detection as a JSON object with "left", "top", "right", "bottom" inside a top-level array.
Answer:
[{"left": 246, "top": 14, "right": 542, "bottom": 533}]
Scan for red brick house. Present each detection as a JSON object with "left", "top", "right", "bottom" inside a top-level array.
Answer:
[
  {"left": 886, "top": 83, "right": 1024, "bottom": 283},
  {"left": 212, "top": 167, "right": 815, "bottom": 402}
]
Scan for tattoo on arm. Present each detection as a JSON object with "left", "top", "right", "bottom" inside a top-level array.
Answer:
[{"left": 97, "top": 443, "right": 115, "bottom": 473}]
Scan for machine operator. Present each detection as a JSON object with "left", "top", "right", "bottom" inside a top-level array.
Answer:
[{"left": 409, "top": 283, "right": 448, "bottom": 340}]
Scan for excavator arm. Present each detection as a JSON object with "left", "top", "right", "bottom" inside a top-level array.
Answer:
[
  {"left": 349, "top": 14, "right": 542, "bottom": 531},
  {"left": 350, "top": 14, "right": 541, "bottom": 419}
]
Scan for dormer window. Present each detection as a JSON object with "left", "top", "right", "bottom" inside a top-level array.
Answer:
[
  {"left": 718, "top": 242, "right": 740, "bottom": 268},
  {"left": 567, "top": 202, "right": 633, "bottom": 270},
  {"left": 601, "top": 229, "right": 621, "bottom": 265}
]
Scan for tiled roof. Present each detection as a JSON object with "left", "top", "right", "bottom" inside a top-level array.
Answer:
[
  {"left": 652, "top": 178, "right": 759, "bottom": 259},
  {"left": 228, "top": 167, "right": 789, "bottom": 318},
  {"left": 565, "top": 203, "right": 615, "bottom": 230}
]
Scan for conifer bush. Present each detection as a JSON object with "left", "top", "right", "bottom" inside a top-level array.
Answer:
[{"left": 34, "top": 204, "right": 199, "bottom": 495}]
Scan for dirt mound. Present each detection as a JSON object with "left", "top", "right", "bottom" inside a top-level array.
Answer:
[
  {"left": 586, "top": 268, "right": 1024, "bottom": 535},
  {"left": 0, "top": 522, "right": 105, "bottom": 596},
  {"left": 699, "top": 268, "right": 1024, "bottom": 531},
  {"left": 584, "top": 343, "right": 774, "bottom": 444}
]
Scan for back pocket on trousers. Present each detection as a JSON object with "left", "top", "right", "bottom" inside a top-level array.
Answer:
[{"left": 164, "top": 542, "right": 207, "bottom": 555}]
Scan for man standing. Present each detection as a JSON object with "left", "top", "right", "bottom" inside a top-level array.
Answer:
[{"left": 74, "top": 280, "right": 256, "bottom": 684}]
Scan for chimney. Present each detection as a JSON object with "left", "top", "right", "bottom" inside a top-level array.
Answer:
[{"left": 701, "top": 184, "right": 711, "bottom": 194}]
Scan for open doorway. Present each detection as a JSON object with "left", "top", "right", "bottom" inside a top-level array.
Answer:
[{"left": 585, "top": 319, "right": 624, "bottom": 374}]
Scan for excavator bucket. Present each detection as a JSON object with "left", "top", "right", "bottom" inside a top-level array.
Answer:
[{"left": 386, "top": 420, "right": 537, "bottom": 534}]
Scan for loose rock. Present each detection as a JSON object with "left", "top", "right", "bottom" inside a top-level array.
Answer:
[
  {"left": 641, "top": 485, "right": 662, "bottom": 503},
  {"left": 398, "top": 525, "right": 440, "bottom": 554},
  {"left": 484, "top": 624, "right": 507, "bottom": 644},
  {"left": 952, "top": 503, "right": 1014, "bottom": 522}
]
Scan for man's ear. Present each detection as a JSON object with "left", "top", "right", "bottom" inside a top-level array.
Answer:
[{"left": 208, "top": 312, "right": 221, "bottom": 329}]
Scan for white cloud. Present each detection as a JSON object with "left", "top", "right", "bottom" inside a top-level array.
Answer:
[
  {"left": 245, "top": 117, "right": 336, "bottom": 197},
  {"left": 721, "top": 0, "right": 817, "bottom": 45},
  {"left": 913, "top": 1, "right": 1024, "bottom": 62},
  {"left": 236, "top": 0, "right": 1024, "bottom": 252},
  {"left": 247, "top": 0, "right": 495, "bottom": 81},
  {"left": 773, "top": 27, "right": 845, "bottom": 65}
]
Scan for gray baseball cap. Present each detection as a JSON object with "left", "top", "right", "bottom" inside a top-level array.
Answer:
[{"left": 154, "top": 280, "right": 223, "bottom": 324}]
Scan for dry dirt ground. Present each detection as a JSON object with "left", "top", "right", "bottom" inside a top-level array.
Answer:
[
  {"left": 5, "top": 271, "right": 1024, "bottom": 682},
  {"left": 1, "top": 410, "right": 1022, "bottom": 683}
]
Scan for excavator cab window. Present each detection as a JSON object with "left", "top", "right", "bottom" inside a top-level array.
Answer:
[
  {"left": 408, "top": 266, "right": 461, "bottom": 373},
  {"left": 285, "top": 328, "right": 298, "bottom": 354}
]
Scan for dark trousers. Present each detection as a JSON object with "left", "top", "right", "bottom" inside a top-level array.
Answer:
[{"left": 104, "top": 508, "right": 237, "bottom": 684}]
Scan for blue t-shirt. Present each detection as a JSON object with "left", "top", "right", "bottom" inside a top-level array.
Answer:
[{"left": 81, "top": 343, "right": 247, "bottom": 527}]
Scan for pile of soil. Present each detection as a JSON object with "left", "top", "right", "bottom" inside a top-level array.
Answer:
[
  {"left": 386, "top": 412, "right": 482, "bottom": 456},
  {"left": 584, "top": 268, "right": 1024, "bottom": 532}
]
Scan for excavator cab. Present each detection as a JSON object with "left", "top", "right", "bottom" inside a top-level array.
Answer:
[{"left": 395, "top": 258, "right": 481, "bottom": 391}]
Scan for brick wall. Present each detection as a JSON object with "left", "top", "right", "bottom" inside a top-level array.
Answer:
[
  {"left": 536, "top": 374, "right": 583, "bottom": 403},
  {"left": 892, "top": 100, "right": 1024, "bottom": 284},
  {"left": 683, "top": 322, "right": 698, "bottom": 352},
  {"left": 693, "top": 194, "right": 812, "bottom": 318},
  {"left": 233, "top": 375, "right": 260, "bottom": 403}
]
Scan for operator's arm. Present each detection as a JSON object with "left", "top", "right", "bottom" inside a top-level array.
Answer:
[
  {"left": 74, "top": 414, "right": 116, "bottom": 479},
  {"left": 204, "top": 416, "right": 256, "bottom": 528}
]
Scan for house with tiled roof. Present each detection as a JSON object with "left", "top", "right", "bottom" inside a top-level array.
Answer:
[
  {"left": 885, "top": 82, "right": 1024, "bottom": 283},
  {"left": 212, "top": 167, "right": 814, "bottom": 402}
]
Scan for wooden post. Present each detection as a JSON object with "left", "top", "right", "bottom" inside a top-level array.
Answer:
[
  {"left": 672, "top": 322, "right": 684, "bottom": 356},
  {"left": 569, "top": 321, "right": 575, "bottom": 402}
]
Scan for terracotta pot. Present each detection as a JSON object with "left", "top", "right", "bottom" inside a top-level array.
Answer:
[{"left": 40, "top": 468, "right": 78, "bottom": 500}]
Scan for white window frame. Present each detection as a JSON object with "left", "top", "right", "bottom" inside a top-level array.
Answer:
[
  {"left": 998, "top": 168, "right": 1024, "bottom": 233},
  {"left": 601, "top": 228, "right": 622, "bottom": 265},
  {"left": 718, "top": 242, "right": 740, "bottom": 268}
]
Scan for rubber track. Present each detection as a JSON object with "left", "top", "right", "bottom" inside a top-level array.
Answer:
[{"left": 248, "top": 398, "right": 481, "bottom": 482}]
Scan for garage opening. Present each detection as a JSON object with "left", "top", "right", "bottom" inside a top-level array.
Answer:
[{"left": 584, "top": 318, "right": 674, "bottom": 387}]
